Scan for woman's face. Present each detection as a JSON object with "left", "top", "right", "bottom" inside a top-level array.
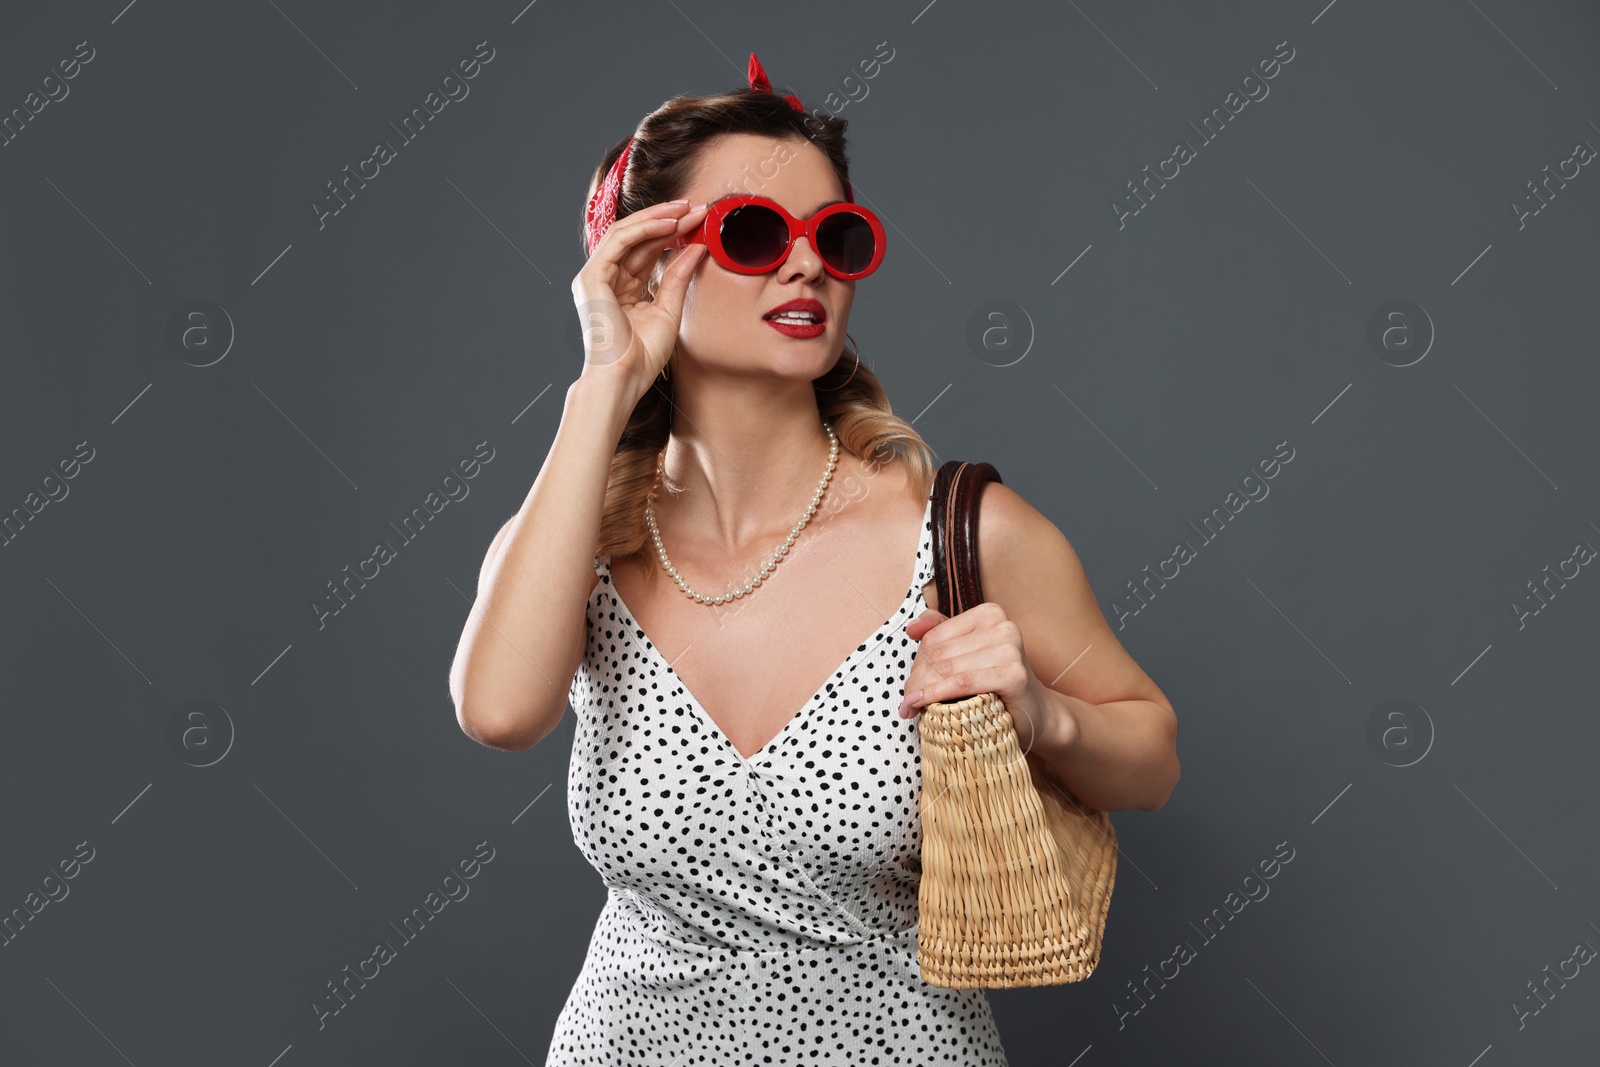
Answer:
[{"left": 667, "top": 133, "right": 855, "bottom": 382}]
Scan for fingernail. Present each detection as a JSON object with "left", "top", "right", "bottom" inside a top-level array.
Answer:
[
  {"left": 898, "top": 689, "right": 923, "bottom": 716},
  {"left": 668, "top": 198, "right": 689, "bottom": 205}
]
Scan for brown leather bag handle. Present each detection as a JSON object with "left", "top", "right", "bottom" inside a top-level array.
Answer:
[
  {"left": 930, "top": 459, "right": 1003, "bottom": 620},
  {"left": 930, "top": 459, "right": 1066, "bottom": 781}
]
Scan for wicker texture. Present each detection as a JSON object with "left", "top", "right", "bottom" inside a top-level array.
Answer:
[{"left": 914, "top": 460, "right": 1118, "bottom": 988}]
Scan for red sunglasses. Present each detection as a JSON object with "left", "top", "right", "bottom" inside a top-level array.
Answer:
[{"left": 670, "top": 195, "right": 887, "bottom": 280}]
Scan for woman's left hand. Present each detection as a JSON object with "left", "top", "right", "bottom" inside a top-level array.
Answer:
[{"left": 898, "top": 603, "right": 1078, "bottom": 755}]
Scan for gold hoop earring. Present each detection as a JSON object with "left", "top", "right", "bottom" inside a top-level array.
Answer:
[
  {"left": 819, "top": 335, "right": 860, "bottom": 390},
  {"left": 661, "top": 358, "right": 671, "bottom": 381}
]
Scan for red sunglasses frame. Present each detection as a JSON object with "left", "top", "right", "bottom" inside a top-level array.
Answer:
[{"left": 670, "top": 195, "right": 887, "bottom": 280}]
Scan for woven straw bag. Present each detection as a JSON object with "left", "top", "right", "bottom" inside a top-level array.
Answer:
[{"left": 913, "top": 460, "right": 1118, "bottom": 988}]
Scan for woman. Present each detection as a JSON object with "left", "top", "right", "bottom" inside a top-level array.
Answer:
[{"left": 449, "top": 54, "right": 1179, "bottom": 1065}]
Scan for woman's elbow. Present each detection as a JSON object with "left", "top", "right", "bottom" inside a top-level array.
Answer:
[
  {"left": 1141, "top": 707, "right": 1180, "bottom": 812},
  {"left": 456, "top": 703, "right": 549, "bottom": 751}
]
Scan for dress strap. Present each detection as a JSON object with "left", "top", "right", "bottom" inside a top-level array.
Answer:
[{"left": 912, "top": 488, "right": 937, "bottom": 601}]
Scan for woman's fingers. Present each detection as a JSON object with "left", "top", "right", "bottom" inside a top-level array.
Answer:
[
  {"left": 649, "top": 242, "right": 707, "bottom": 324},
  {"left": 577, "top": 201, "right": 707, "bottom": 311},
  {"left": 573, "top": 202, "right": 697, "bottom": 311},
  {"left": 592, "top": 200, "right": 696, "bottom": 266},
  {"left": 569, "top": 198, "right": 710, "bottom": 384},
  {"left": 617, "top": 203, "right": 708, "bottom": 283}
]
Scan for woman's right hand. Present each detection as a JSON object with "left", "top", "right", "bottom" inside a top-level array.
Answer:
[{"left": 571, "top": 199, "right": 710, "bottom": 401}]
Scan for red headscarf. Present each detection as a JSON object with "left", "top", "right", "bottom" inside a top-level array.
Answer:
[{"left": 584, "top": 53, "right": 852, "bottom": 256}]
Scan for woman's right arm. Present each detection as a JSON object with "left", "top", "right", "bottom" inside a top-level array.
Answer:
[
  {"left": 449, "top": 375, "right": 638, "bottom": 750},
  {"left": 449, "top": 196, "right": 710, "bottom": 751}
]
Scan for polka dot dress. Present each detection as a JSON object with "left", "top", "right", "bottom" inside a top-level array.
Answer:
[{"left": 547, "top": 487, "right": 1010, "bottom": 1065}]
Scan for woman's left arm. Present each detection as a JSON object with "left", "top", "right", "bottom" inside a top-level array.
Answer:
[{"left": 900, "top": 481, "right": 1180, "bottom": 813}]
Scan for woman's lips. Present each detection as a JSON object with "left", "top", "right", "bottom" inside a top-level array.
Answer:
[{"left": 763, "top": 317, "right": 827, "bottom": 339}]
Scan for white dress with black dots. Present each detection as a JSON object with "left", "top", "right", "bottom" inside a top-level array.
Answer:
[{"left": 546, "top": 490, "right": 1010, "bottom": 1065}]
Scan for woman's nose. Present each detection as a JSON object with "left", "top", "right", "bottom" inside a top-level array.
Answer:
[{"left": 781, "top": 237, "right": 824, "bottom": 280}]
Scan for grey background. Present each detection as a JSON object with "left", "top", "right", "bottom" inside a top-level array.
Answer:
[{"left": 2, "top": 0, "right": 1597, "bottom": 1063}]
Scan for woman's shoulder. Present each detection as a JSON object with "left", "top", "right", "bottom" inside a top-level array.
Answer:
[
  {"left": 979, "top": 479, "right": 1039, "bottom": 551},
  {"left": 964, "top": 476, "right": 1091, "bottom": 614},
  {"left": 842, "top": 454, "right": 929, "bottom": 526}
]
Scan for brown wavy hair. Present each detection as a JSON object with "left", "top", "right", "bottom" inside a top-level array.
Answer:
[{"left": 581, "top": 81, "right": 939, "bottom": 584}]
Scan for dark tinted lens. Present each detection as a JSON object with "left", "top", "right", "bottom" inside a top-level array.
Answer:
[
  {"left": 815, "top": 212, "right": 875, "bottom": 274},
  {"left": 719, "top": 204, "right": 789, "bottom": 267}
]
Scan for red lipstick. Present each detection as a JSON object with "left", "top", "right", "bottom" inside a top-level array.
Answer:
[{"left": 762, "top": 298, "right": 827, "bottom": 339}]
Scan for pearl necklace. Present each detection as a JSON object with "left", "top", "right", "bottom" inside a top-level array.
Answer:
[{"left": 646, "top": 420, "right": 839, "bottom": 606}]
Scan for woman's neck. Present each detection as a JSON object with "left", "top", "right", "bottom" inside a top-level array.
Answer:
[{"left": 656, "top": 401, "right": 838, "bottom": 557}]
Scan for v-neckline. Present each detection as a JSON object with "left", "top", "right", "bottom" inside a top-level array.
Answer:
[{"left": 597, "top": 494, "right": 933, "bottom": 767}]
